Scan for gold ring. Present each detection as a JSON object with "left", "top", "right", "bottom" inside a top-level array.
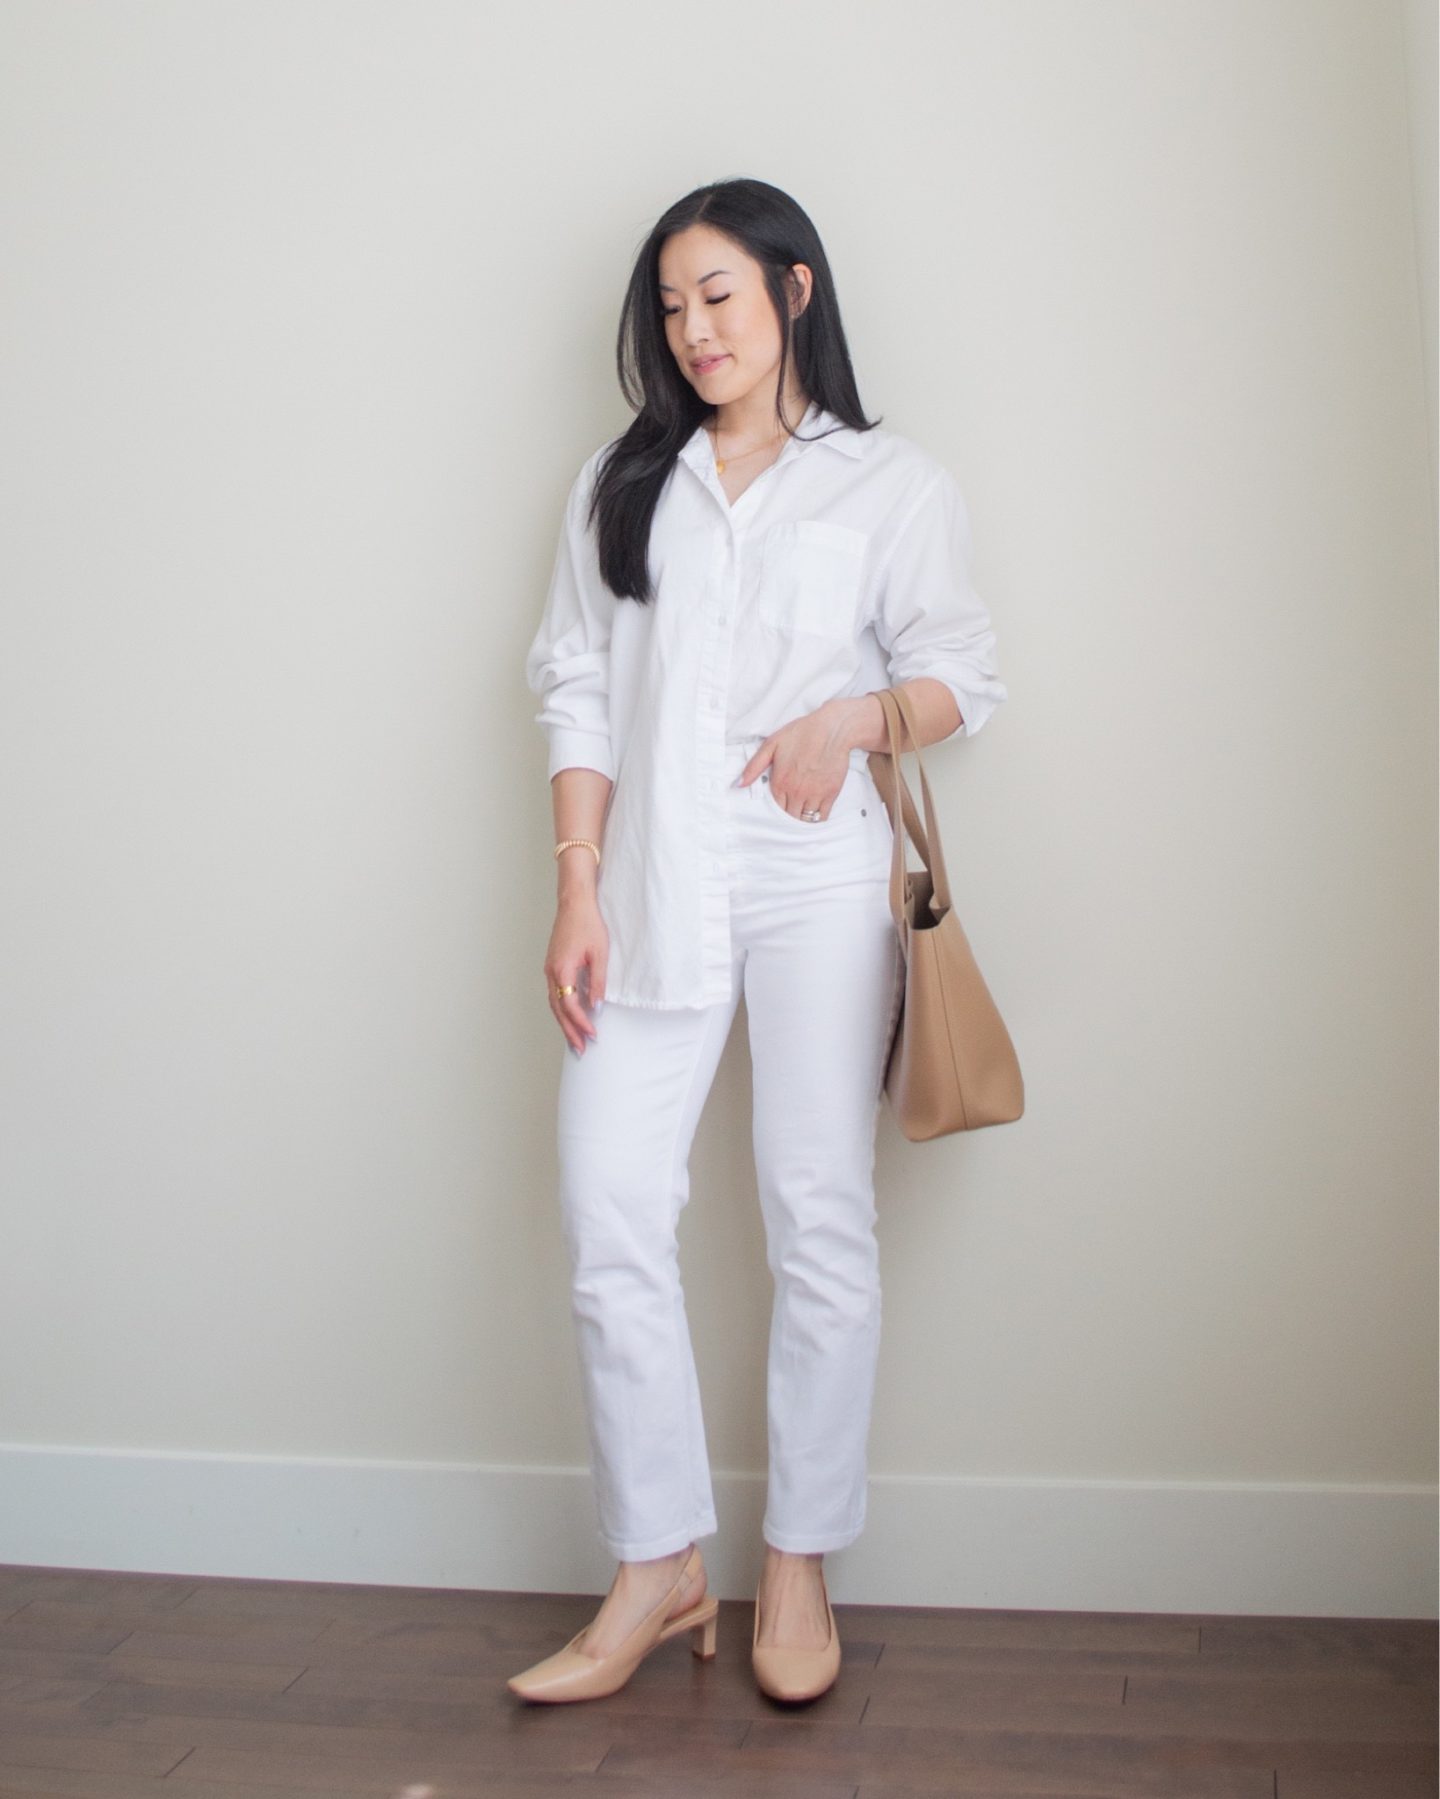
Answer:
[{"left": 554, "top": 983, "right": 576, "bottom": 998}]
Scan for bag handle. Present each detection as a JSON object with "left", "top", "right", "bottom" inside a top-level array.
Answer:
[
  {"left": 871, "top": 695, "right": 929, "bottom": 862},
  {"left": 865, "top": 686, "right": 956, "bottom": 927}
]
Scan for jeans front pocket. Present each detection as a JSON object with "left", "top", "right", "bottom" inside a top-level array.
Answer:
[{"left": 760, "top": 764, "right": 868, "bottom": 832}]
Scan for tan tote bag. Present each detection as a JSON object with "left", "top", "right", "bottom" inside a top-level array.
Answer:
[{"left": 865, "top": 685, "right": 1024, "bottom": 1141}]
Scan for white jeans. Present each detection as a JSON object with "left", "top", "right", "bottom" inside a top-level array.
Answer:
[{"left": 554, "top": 736, "right": 904, "bottom": 1561}]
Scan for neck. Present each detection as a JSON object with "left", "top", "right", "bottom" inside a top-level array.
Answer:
[{"left": 709, "top": 386, "right": 812, "bottom": 445}]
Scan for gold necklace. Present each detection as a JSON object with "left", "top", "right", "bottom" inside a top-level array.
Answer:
[{"left": 706, "top": 421, "right": 784, "bottom": 475}]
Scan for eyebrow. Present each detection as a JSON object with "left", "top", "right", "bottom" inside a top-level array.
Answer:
[{"left": 657, "top": 269, "right": 731, "bottom": 292}]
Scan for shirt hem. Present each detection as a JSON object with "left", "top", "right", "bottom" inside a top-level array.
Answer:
[{"left": 598, "top": 986, "right": 731, "bottom": 1011}]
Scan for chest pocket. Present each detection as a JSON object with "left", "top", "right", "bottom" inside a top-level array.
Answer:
[{"left": 758, "top": 519, "right": 869, "bottom": 642}]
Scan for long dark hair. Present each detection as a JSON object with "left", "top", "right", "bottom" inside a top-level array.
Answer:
[{"left": 586, "top": 178, "right": 880, "bottom": 605}]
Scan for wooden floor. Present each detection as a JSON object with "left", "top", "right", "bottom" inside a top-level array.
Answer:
[{"left": 0, "top": 1563, "right": 1433, "bottom": 1798}]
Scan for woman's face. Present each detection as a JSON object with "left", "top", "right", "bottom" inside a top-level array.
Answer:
[{"left": 658, "top": 223, "right": 810, "bottom": 409}]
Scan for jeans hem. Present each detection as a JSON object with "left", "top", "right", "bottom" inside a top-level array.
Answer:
[
  {"left": 762, "top": 1518, "right": 864, "bottom": 1554},
  {"left": 600, "top": 1514, "right": 719, "bottom": 1562}
]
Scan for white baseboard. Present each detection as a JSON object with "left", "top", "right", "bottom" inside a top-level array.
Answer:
[{"left": 0, "top": 1444, "right": 1433, "bottom": 1617}]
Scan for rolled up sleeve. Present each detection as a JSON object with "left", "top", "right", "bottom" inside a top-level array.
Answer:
[
  {"left": 524, "top": 450, "right": 616, "bottom": 780},
  {"left": 874, "top": 467, "right": 1008, "bottom": 744}
]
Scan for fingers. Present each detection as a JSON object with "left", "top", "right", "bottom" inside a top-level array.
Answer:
[
  {"left": 563, "top": 989, "right": 597, "bottom": 1048},
  {"left": 547, "top": 968, "right": 597, "bottom": 1052},
  {"left": 773, "top": 784, "right": 836, "bottom": 821},
  {"left": 734, "top": 741, "right": 775, "bottom": 789},
  {"left": 765, "top": 746, "right": 844, "bottom": 821},
  {"left": 546, "top": 952, "right": 607, "bottom": 1053}
]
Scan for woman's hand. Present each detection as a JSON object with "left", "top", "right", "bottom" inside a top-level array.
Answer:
[
  {"left": 734, "top": 698, "right": 869, "bottom": 821},
  {"left": 545, "top": 895, "right": 607, "bottom": 1053}
]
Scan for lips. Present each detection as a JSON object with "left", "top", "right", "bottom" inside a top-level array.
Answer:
[{"left": 692, "top": 354, "right": 728, "bottom": 374}]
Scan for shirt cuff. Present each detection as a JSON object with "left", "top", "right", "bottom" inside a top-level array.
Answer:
[
  {"left": 893, "top": 675, "right": 996, "bottom": 745},
  {"left": 546, "top": 726, "right": 615, "bottom": 782}
]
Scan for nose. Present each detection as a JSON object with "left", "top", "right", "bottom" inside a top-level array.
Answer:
[{"left": 674, "top": 304, "right": 712, "bottom": 346}]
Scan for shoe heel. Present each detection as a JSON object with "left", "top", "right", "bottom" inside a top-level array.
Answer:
[{"left": 690, "top": 1608, "right": 718, "bottom": 1659}]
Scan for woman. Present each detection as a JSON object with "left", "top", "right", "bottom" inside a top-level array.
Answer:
[{"left": 511, "top": 178, "right": 1007, "bottom": 1705}]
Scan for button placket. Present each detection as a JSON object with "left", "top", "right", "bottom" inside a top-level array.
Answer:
[
  {"left": 694, "top": 521, "right": 740, "bottom": 998},
  {"left": 687, "top": 425, "right": 823, "bottom": 994}
]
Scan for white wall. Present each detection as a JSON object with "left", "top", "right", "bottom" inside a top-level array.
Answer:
[
  {"left": 0, "top": 0, "right": 1434, "bottom": 1614},
  {"left": 1401, "top": 0, "right": 1438, "bottom": 504}
]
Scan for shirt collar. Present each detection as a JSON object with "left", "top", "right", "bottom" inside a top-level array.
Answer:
[{"left": 677, "top": 400, "right": 867, "bottom": 476}]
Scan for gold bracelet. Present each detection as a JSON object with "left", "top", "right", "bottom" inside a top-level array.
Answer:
[{"left": 554, "top": 838, "right": 601, "bottom": 867}]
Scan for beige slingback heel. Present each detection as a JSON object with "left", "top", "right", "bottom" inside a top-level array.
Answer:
[
  {"left": 751, "top": 1562, "right": 842, "bottom": 1702},
  {"left": 506, "top": 1543, "right": 718, "bottom": 1703}
]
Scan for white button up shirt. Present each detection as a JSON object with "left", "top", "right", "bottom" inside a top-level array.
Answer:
[{"left": 525, "top": 401, "right": 1008, "bottom": 1009}]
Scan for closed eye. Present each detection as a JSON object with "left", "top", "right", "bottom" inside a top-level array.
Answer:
[{"left": 662, "top": 295, "right": 730, "bottom": 315}]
